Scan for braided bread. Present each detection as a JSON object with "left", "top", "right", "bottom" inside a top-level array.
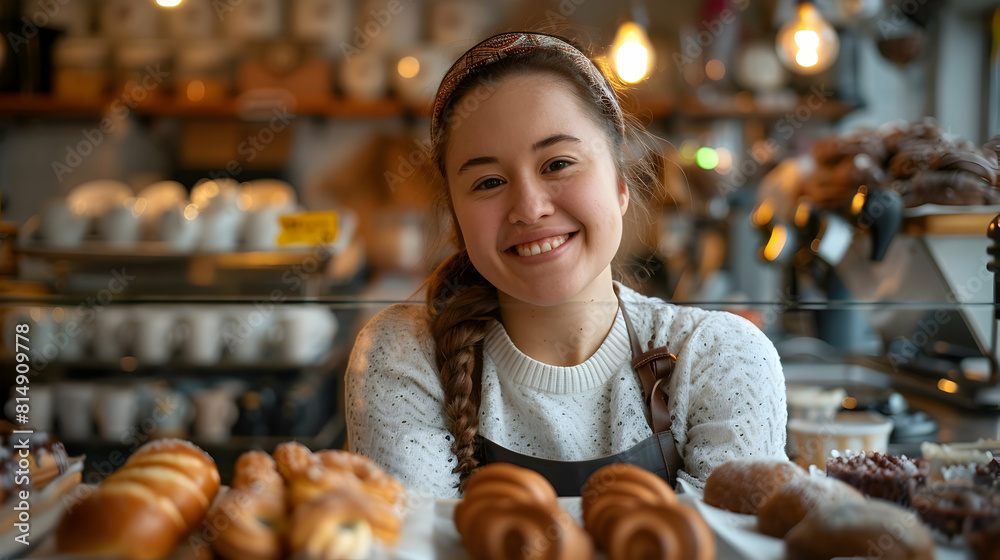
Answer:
[
  {"left": 454, "top": 463, "right": 593, "bottom": 560},
  {"left": 207, "top": 451, "right": 287, "bottom": 560},
  {"left": 581, "top": 463, "right": 714, "bottom": 560},
  {"left": 55, "top": 439, "right": 220, "bottom": 559}
]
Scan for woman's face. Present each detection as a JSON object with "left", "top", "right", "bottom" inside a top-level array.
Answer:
[{"left": 444, "top": 74, "right": 628, "bottom": 306}]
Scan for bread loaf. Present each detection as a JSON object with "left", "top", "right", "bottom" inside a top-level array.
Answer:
[{"left": 56, "top": 439, "right": 220, "bottom": 559}]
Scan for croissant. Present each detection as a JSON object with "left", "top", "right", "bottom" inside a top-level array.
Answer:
[
  {"left": 55, "top": 439, "right": 221, "bottom": 559},
  {"left": 207, "top": 451, "right": 287, "bottom": 560}
]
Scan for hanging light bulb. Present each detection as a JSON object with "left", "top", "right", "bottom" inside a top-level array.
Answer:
[
  {"left": 775, "top": 2, "right": 839, "bottom": 75},
  {"left": 611, "top": 21, "right": 654, "bottom": 84}
]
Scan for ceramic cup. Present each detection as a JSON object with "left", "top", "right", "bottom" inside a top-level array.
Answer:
[
  {"left": 40, "top": 199, "right": 89, "bottom": 248},
  {"left": 174, "top": 306, "right": 224, "bottom": 365},
  {"left": 150, "top": 389, "right": 194, "bottom": 438},
  {"left": 270, "top": 306, "right": 337, "bottom": 365},
  {"left": 55, "top": 382, "right": 96, "bottom": 440},
  {"left": 160, "top": 204, "right": 203, "bottom": 253},
  {"left": 93, "top": 306, "right": 133, "bottom": 363},
  {"left": 221, "top": 305, "right": 274, "bottom": 363},
  {"left": 130, "top": 306, "right": 177, "bottom": 365},
  {"left": 192, "top": 387, "right": 239, "bottom": 442},
  {"left": 243, "top": 205, "right": 292, "bottom": 251},
  {"left": 198, "top": 207, "right": 243, "bottom": 253},
  {"left": 93, "top": 386, "right": 140, "bottom": 441}
]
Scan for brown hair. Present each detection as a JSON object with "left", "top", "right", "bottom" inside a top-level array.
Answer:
[{"left": 425, "top": 39, "right": 665, "bottom": 492}]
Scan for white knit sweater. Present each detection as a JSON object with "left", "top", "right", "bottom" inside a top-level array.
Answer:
[{"left": 346, "top": 284, "right": 787, "bottom": 499}]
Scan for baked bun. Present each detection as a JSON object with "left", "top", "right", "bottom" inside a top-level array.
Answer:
[
  {"left": 756, "top": 475, "right": 863, "bottom": 538},
  {"left": 455, "top": 463, "right": 592, "bottom": 560},
  {"left": 703, "top": 458, "right": 805, "bottom": 514},
  {"left": 207, "top": 451, "right": 287, "bottom": 560},
  {"left": 785, "top": 499, "right": 934, "bottom": 560},
  {"left": 56, "top": 439, "right": 220, "bottom": 559},
  {"left": 289, "top": 490, "right": 374, "bottom": 560},
  {"left": 581, "top": 463, "right": 713, "bottom": 560}
]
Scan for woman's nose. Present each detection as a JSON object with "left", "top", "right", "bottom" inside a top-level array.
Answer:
[{"left": 507, "top": 178, "right": 554, "bottom": 224}]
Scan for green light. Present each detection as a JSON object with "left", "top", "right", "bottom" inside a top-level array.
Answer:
[{"left": 696, "top": 147, "right": 719, "bottom": 169}]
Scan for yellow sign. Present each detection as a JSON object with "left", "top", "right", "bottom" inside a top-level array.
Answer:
[{"left": 277, "top": 211, "right": 339, "bottom": 246}]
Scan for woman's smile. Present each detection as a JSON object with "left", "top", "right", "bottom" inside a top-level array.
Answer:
[{"left": 509, "top": 232, "right": 575, "bottom": 258}]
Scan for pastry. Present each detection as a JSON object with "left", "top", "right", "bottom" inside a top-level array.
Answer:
[
  {"left": 288, "top": 491, "right": 374, "bottom": 560},
  {"left": 826, "top": 451, "right": 929, "bottom": 506},
  {"left": 207, "top": 451, "right": 287, "bottom": 560},
  {"left": 455, "top": 463, "right": 592, "bottom": 560},
  {"left": 55, "top": 439, "right": 221, "bottom": 559},
  {"left": 784, "top": 499, "right": 935, "bottom": 560},
  {"left": 316, "top": 450, "right": 406, "bottom": 513},
  {"left": 756, "top": 474, "right": 863, "bottom": 538},
  {"left": 581, "top": 463, "right": 713, "bottom": 560},
  {"left": 910, "top": 484, "right": 1000, "bottom": 539},
  {"left": 703, "top": 458, "right": 805, "bottom": 514}
]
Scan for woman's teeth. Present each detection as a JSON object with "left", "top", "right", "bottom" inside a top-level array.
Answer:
[{"left": 515, "top": 234, "right": 569, "bottom": 257}]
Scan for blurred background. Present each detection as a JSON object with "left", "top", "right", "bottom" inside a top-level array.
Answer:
[{"left": 0, "top": 0, "right": 999, "bottom": 477}]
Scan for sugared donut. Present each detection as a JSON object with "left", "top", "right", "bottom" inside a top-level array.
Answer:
[
  {"left": 756, "top": 475, "right": 863, "bottom": 538},
  {"left": 703, "top": 458, "right": 805, "bottom": 514},
  {"left": 784, "top": 500, "right": 934, "bottom": 560}
]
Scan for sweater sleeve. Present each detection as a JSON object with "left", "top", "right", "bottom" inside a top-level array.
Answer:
[
  {"left": 672, "top": 312, "right": 787, "bottom": 489},
  {"left": 345, "top": 304, "right": 463, "bottom": 500}
]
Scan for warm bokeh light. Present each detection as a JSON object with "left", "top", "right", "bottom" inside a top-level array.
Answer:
[
  {"left": 611, "top": 22, "right": 653, "bottom": 83},
  {"left": 776, "top": 3, "right": 839, "bottom": 75},
  {"left": 763, "top": 224, "right": 788, "bottom": 262},
  {"left": 183, "top": 203, "right": 201, "bottom": 221},
  {"left": 752, "top": 198, "right": 775, "bottom": 227},
  {"left": 186, "top": 80, "right": 206, "bottom": 102},
  {"left": 679, "top": 140, "right": 699, "bottom": 163},
  {"left": 695, "top": 147, "right": 719, "bottom": 170},
  {"left": 705, "top": 59, "right": 726, "bottom": 81},
  {"left": 52, "top": 307, "right": 65, "bottom": 323},
  {"left": 937, "top": 378, "right": 959, "bottom": 393},
  {"left": 397, "top": 56, "right": 420, "bottom": 79},
  {"left": 841, "top": 397, "right": 857, "bottom": 409},
  {"left": 851, "top": 186, "right": 868, "bottom": 215},
  {"left": 715, "top": 147, "right": 732, "bottom": 173},
  {"left": 795, "top": 201, "right": 811, "bottom": 228},
  {"left": 156, "top": 0, "right": 183, "bottom": 6}
]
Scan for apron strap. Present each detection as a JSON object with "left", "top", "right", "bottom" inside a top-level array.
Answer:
[{"left": 614, "top": 286, "right": 677, "bottom": 435}]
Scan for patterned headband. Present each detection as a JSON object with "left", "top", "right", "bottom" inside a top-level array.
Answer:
[{"left": 430, "top": 32, "right": 625, "bottom": 148}]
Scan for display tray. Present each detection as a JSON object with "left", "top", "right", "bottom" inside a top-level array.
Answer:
[{"left": 13, "top": 480, "right": 984, "bottom": 559}]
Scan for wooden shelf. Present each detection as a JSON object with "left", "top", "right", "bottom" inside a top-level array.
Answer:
[{"left": 0, "top": 93, "right": 410, "bottom": 119}]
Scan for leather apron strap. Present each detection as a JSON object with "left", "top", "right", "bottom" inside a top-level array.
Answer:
[{"left": 476, "top": 287, "right": 684, "bottom": 496}]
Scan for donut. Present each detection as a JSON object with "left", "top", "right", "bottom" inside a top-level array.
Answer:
[
  {"left": 784, "top": 499, "right": 934, "bottom": 560},
  {"left": 316, "top": 450, "right": 406, "bottom": 512},
  {"left": 273, "top": 441, "right": 317, "bottom": 480},
  {"left": 756, "top": 475, "right": 863, "bottom": 538},
  {"left": 289, "top": 491, "right": 374, "bottom": 560},
  {"left": 703, "top": 458, "right": 805, "bottom": 514},
  {"left": 454, "top": 463, "right": 559, "bottom": 538}
]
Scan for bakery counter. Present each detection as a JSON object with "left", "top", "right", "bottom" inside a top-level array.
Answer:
[{"left": 782, "top": 360, "right": 1000, "bottom": 458}]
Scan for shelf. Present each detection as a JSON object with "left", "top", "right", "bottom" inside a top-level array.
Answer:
[
  {"left": 0, "top": 93, "right": 409, "bottom": 119},
  {"left": 675, "top": 93, "right": 858, "bottom": 121}
]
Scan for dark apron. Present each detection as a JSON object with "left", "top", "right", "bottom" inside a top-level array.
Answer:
[{"left": 476, "top": 287, "right": 683, "bottom": 496}]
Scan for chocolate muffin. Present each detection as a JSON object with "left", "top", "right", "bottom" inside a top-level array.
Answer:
[
  {"left": 826, "top": 451, "right": 929, "bottom": 506},
  {"left": 910, "top": 484, "right": 1000, "bottom": 539}
]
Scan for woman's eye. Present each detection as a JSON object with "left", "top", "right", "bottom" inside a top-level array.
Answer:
[
  {"left": 475, "top": 177, "right": 504, "bottom": 190},
  {"left": 545, "top": 160, "right": 572, "bottom": 172}
]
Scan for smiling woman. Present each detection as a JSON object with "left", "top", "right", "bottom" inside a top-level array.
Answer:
[{"left": 345, "top": 32, "right": 787, "bottom": 500}]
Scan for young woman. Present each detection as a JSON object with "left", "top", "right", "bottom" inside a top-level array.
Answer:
[{"left": 346, "top": 32, "right": 786, "bottom": 499}]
